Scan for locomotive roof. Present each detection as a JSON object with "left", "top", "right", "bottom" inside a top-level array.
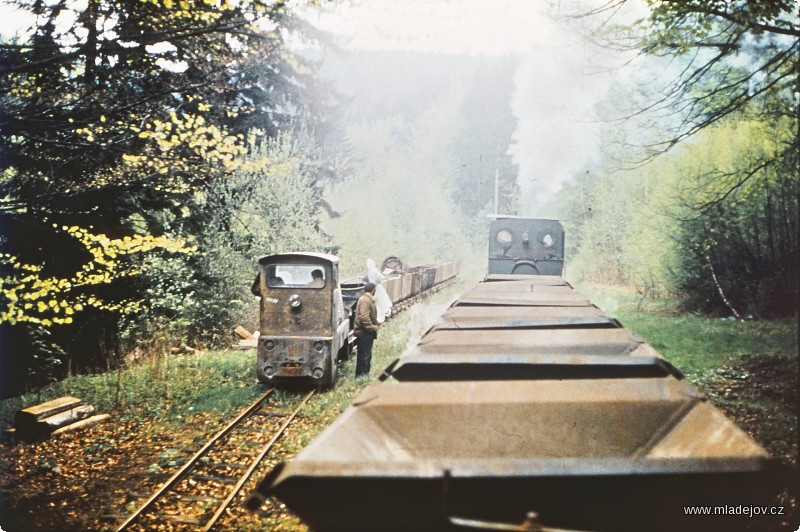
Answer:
[
  {"left": 257, "top": 252, "right": 339, "bottom": 265},
  {"left": 487, "top": 215, "right": 561, "bottom": 221}
]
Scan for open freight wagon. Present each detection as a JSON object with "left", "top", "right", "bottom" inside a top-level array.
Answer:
[{"left": 256, "top": 378, "right": 781, "bottom": 531}]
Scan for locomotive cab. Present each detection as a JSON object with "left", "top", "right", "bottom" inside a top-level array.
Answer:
[
  {"left": 488, "top": 217, "right": 565, "bottom": 276},
  {"left": 251, "top": 253, "right": 349, "bottom": 389}
]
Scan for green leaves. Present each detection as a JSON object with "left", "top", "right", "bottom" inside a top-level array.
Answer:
[
  {"left": 0, "top": 0, "right": 325, "bottom": 393},
  {"left": 552, "top": 1, "right": 798, "bottom": 317}
]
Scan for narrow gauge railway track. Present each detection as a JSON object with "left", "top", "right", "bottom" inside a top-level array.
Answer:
[{"left": 117, "top": 388, "right": 315, "bottom": 532}]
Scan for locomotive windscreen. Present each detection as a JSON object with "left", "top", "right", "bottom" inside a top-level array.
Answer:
[{"left": 266, "top": 264, "right": 327, "bottom": 288}]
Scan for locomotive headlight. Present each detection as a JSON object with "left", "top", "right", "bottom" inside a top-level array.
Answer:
[
  {"left": 496, "top": 229, "right": 513, "bottom": 245},
  {"left": 289, "top": 294, "right": 302, "bottom": 309},
  {"left": 313, "top": 341, "right": 324, "bottom": 352}
]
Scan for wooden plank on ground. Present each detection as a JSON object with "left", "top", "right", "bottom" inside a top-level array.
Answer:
[
  {"left": 235, "top": 338, "right": 258, "bottom": 349},
  {"left": 39, "top": 405, "right": 95, "bottom": 431},
  {"left": 15, "top": 396, "right": 82, "bottom": 426}
]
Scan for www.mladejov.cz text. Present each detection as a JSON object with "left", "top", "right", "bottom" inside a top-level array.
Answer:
[{"left": 684, "top": 505, "right": 785, "bottom": 518}]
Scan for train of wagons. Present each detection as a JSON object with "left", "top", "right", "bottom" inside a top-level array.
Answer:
[{"left": 248, "top": 217, "right": 785, "bottom": 531}]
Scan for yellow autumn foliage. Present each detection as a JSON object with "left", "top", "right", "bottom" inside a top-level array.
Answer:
[
  {"left": 137, "top": 0, "right": 235, "bottom": 22},
  {"left": 0, "top": 225, "right": 196, "bottom": 326},
  {"left": 74, "top": 103, "right": 248, "bottom": 192}
]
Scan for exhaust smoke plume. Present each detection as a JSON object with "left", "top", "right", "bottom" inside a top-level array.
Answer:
[
  {"left": 510, "top": 33, "right": 612, "bottom": 216},
  {"left": 302, "top": 0, "right": 646, "bottom": 259}
]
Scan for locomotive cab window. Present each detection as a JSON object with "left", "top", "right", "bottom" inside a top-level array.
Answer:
[{"left": 266, "top": 264, "right": 326, "bottom": 288}]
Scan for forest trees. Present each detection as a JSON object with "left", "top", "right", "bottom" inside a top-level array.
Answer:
[
  {"left": 558, "top": 0, "right": 798, "bottom": 317},
  {"left": 184, "top": 132, "right": 333, "bottom": 344},
  {"left": 0, "top": 0, "right": 328, "bottom": 396},
  {"left": 452, "top": 57, "right": 520, "bottom": 227},
  {"left": 639, "top": 0, "right": 798, "bottom": 317},
  {"left": 646, "top": 0, "right": 800, "bottom": 317},
  {"left": 669, "top": 117, "right": 797, "bottom": 318}
]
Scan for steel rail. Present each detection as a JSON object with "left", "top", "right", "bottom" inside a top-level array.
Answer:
[
  {"left": 116, "top": 387, "right": 276, "bottom": 532},
  {"left": 201, "top": 389, "right": 316, "bottom": 531}
]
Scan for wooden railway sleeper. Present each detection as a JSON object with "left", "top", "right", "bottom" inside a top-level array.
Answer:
[
  {"left": 187, "top": 473, "right": 239, "bottom": 485},
  {"left": 170, "top": 494, "right": 224, "bottom": 504},
  {"left": 201, "top": 461, "right": 249, "bottom": 471},
  {"left": 157, "top": 515, "right": 204, "bottom": 526}
]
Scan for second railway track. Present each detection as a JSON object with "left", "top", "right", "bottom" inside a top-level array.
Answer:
[{"left": 117, "top": 388, "right": 315, "bottom": 532}]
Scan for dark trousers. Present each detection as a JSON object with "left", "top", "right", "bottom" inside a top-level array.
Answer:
[{"left": 355, "top": 332, "right": 374, "bottom": 377}]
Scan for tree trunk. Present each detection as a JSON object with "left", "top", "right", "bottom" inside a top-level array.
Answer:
[{"left": 706, "top": 254, "right": 742, "bottom": 320}]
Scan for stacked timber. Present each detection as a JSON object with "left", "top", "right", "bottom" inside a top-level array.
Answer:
[{"left": 14, "top": 396, "right": 109, "bottom": 440}]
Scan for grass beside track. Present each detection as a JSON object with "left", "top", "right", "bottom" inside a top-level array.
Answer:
[
  {"left": 576, "top": 282, "right": 797, "bottom": 373},
  {"left": 0, "top": 280, "right": 796, "bottom": 531}
]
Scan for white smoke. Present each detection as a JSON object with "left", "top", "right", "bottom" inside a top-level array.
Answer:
[
  {"left": 508, "top": 3, "right": 640, "bottom": 216},
  {"left": 302, "top": 0, "right": 649, "bottom": 216},
  {"left": 392, "top": 295, "right": 458, "bottom": 358},
  {"left": 510, "top": 38, "right": 610, "bottom": 215}
]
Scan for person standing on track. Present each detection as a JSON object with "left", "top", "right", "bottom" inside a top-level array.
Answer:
[{"left": 354, "top": 282, "right": 380, "bottom": 377}]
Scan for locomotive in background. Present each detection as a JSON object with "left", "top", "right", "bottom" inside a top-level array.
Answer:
[{"left": 488, "top": 216, "right": 564, "bottom": 275}]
